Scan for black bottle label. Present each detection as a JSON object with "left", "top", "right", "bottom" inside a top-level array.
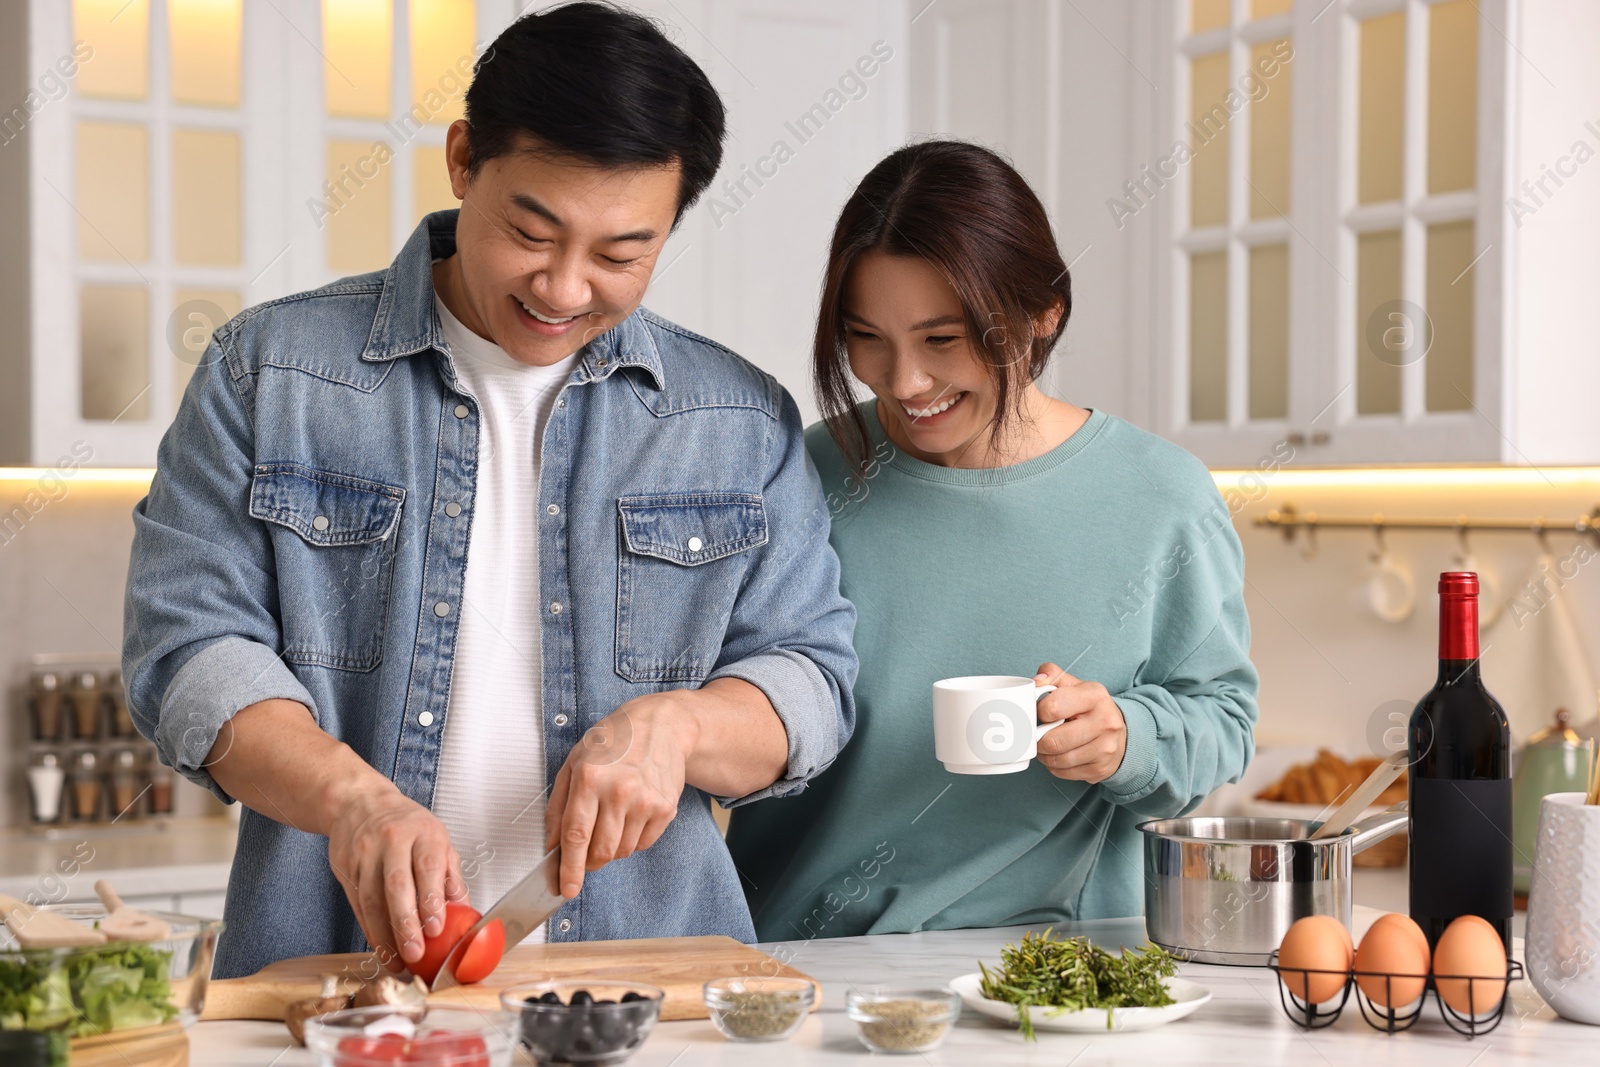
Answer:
[{"left": 1409, "top": 777, "right": 1513, "bottom": 946}]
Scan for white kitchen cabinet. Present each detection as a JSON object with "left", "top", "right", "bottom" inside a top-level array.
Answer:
[
  {"left": 911, "top": 0, "right": 1600, "bottom": 468},
  {"left": 0, "top": 0, "right": 908, "bottom": 467},
  {"left": 1135, "top": 0, "right": 1600, "bottom": 467}
]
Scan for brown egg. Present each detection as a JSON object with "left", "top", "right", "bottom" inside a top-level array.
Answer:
[
  {"left": 1432, "top": 915, "right": 1508, "bottom": 1016},
  {"left": 1354, "top": 914, "right": 1430, "bottom": 1008},
  {"left": 1276, "top": 915, "right": 1353, "bottom": 1005}
]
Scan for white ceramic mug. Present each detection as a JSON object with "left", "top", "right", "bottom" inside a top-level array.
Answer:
[
  {"left": 932, "top": 675, "right": 1058, "bottom": 775},
  {"left": 1526, "top": 792, "right": 1600, "bottom": 1025}
]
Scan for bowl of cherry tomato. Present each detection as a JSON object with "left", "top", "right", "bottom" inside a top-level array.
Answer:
[
  {"left": 304, "top": 1004, "right": 518, "bottom": 1067},
  {"left": 501, "top": 981, "right": 664, "bottom": 1065}
]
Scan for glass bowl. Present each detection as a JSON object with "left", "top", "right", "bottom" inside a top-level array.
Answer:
[
  {"left": 845, "top": 987, "right": 961, "bottom": 1054},
  {"left": 501, "top": 980, "right": 664, "bottom": 1065},
  {"left": 703, "top": 976, "right": 814, "bottom": 1042},
  {"left": 0, "top": 904, "right": 223, "bottom": 1036},
  {"left": 303, "top": 1004, "right": 517, "bottom": 1067}
]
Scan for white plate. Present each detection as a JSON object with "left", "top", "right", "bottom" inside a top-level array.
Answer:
[{"left": 949, "top": 972, "right": 1211, "bottom": 1033}]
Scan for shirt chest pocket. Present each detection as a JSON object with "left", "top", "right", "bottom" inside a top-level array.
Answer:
[
  {"left": 615, "top": 492, "right": 768, "bottom": 684},
  {"left": 249, "top": 463, "right": 405, "bottom": 672}
]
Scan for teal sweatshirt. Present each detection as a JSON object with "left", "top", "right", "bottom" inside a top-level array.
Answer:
[{"left": 726, "top": 405, "right": 1259, "bottom": 941}]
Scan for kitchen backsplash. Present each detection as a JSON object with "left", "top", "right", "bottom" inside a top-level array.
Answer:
[{"left": 3, "top": 455, "right": 1597, "bottom": 826}]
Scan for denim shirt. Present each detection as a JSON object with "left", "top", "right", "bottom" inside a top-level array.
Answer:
[{"left": 123, "top": 211, "right": 858, "bottom": 979}]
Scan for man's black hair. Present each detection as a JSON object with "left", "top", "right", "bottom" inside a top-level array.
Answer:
[{"left": 464, "top": 2, "right": 726, "bottom": 221}]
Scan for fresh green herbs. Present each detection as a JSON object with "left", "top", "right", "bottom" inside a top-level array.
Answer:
[
  {"left": 0, "top": 943, "right": 177, "bottom": 1038},
  {"left": 977, "top": 929, "right": 1177, "bottom": 1037}
]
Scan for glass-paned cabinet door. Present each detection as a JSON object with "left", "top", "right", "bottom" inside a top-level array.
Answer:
[
  {"left": 1156, "top": 0, "right": 1304, "bottom": 464},
  {"left": 1319, "top": 0, "right": 1505, "bottom": 463},
  {"left": 1149, "top": 0, "right": 1509, "bottom": 466},
  {"left": 27, "top": 0, "right": 273, "bottom": 466},
  {"left": 293, "top": 0, "right": 479, "bottom": 287}
]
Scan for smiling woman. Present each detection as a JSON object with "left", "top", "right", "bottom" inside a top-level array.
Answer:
[{"left": 727, "top": 141, "right": 1260, "bottom": 942}]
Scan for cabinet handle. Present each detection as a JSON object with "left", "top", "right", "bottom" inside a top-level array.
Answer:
[
  {"left": 1285, "top": 432, "right": 1307, "bottom": 446},
  {"left": 1310, "top": 432, "right": 1331, "bottom": 446}
]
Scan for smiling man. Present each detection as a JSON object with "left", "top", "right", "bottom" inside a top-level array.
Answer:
[{"left": 123, "top": 2, "right": 857, "bottom": 979}]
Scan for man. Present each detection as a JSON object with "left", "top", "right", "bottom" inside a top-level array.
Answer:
[{"left": 123, "top": 2, "right": 857, "bottom": 979}]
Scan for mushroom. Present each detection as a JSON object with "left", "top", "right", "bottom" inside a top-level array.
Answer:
[
  {"left": 351, "top": 972, "right": 429, "bottom": 1009},
  {"left": 284, "top": 975, "right": 353, "bottom": 1045}
]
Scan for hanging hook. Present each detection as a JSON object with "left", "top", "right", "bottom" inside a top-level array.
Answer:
[
  {"left": 1300, "top": 520, "right": 1319, "bottom": 561},
  {"left": 1455, "top": 521, "right": 1472, "bottom": 566},
  {"left": 1370, "top": 519, "right": 1388, "bottom": 561},
  {"left": 1533, "top": 520, "right": 1551, "bottom": 555}
]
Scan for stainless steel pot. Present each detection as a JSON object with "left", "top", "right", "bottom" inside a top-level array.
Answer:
[{"left": 1136, "top": 804, "right": 1408, "bottom": 965}]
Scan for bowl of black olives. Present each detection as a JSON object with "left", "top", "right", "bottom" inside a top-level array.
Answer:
[{"left": 499, "top": 981, "right": 664, "bottom": 1065}]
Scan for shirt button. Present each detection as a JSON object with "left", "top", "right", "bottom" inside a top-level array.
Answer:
[
  {"left": 546, "top": 503, "right": 560, "bottom": 516},
  {"left": 418, "top": 711, "right": 435, "bottom": 727},
  {"left": 557, "top": 919, "right": 572, "bottom": 933},
  {"left": 550, "top": 601, "right": 563, "bottom": 615},
  {"left": 445, "top": 502, "right": 462, "bottom": 517},
  {"left": 433, "top": 601, "right": 451, "bottom": 617},
  {"left": 553, "top": 714, "right": 569, "bottom": 727},
  {"left": 312, "top": 515, "right": 330, "bottom": 532},
  {"left": 687, "top": 536, "right": 703, "bottom": 552},
  {"left": 453, "top": 404, "right": 469, "bottom": 418}
]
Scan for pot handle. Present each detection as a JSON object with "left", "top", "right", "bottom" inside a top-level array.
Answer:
[{"left": 1346, "top": 801, "right": 1409, "bottom": 853}]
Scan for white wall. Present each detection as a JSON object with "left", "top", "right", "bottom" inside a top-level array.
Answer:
[
  {"left": 629, "top": 0, "right": 910, "bottom": 424},
  {"left": 905, "top": 0, "right": 1147, "bottom": 425},
  {"left": 1508, "top": 0, "right": 1600, "bottom": 465}
]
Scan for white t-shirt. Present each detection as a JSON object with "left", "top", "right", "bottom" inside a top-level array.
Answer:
[{"left": 430, "top": 293, "right": 580, "bottom": 941}]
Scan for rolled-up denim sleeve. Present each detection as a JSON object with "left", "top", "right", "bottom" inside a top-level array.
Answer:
[
  {"left": 122, "top": 336, "right": 312, "bottom": 802},
  {"left": 707, "top": 388, "right": 858, "bottom": 807}
]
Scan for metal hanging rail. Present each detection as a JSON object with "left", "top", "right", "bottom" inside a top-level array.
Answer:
[{"left": 1254, "top": 503, "right": 1600, "bottom": 542}]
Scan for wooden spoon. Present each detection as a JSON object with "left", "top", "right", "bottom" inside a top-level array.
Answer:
[
  {"left": 1309, "top": 751, "right": 1408, "bottom": 840},
  {"left": 0, "top": 891, "right": 107, "bottom": 948},
  {"left": 95, "top": 881, "right": 172, "bottom": 941}
]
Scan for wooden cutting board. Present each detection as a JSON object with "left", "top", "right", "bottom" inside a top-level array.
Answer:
[
  {"left": 202, "top": 935, "right": 818, "bottom": 1023},
  {"left": 71, "top": 1023, "right": 187, "bottom": 1066}
]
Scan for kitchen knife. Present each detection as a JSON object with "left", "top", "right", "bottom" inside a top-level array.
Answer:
[{"left": 431, "top": 846, "right": 567, "bottom": 992}]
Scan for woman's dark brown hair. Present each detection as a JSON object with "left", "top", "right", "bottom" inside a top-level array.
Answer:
[{"left": 813, "top": 140, "right": 1072, "bottom": 471}]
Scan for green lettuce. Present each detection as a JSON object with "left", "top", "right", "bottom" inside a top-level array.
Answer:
[{"left": 0, "top": 943, "right": 177, "bottom": 1038}]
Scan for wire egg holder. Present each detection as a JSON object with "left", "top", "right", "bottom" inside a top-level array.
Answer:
[{"left": 1266, "top": 951, "right": 1522, "bottom": 1037}]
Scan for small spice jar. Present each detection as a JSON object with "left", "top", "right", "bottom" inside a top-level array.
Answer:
[
  {"left": 69, "top": 749, "right": 102, "bottom": 820},
  {"left": 68, "top": 671, "right": 103, "bottom": 739},
  {"left": 109, "top": 748, "right": 143, "bottom": 818},
  {"left": 845, "top": 988, "right": 961, "bottom": 1054},
  {"left": 30, "top": 671, "right": 64, "bottom": 741},
  {"left": 147, "top": 759, "right": 175, "bottom": 816},
  {"left": 106, "top": 669, "right": 137, "bottom": 738},
  {"left": 27, "top": 752, "right": 66, "bottom": 823},
  {"left": 703, "top": 977, "right": 814, "bottom": 1042}
]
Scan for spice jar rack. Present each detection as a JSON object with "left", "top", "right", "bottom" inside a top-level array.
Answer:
[{"left": 14, "top": 655, "right": 175, "bottom": 830}]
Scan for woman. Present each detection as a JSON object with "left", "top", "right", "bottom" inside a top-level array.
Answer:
[{"left": 726, "top": 141, "right": 1259, "bottom": 940}]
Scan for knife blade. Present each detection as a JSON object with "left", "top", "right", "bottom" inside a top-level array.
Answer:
[{"left": 431, "top": 846, "right": 567, "bottom": 992}]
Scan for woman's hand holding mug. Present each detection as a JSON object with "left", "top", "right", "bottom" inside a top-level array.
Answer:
[{"left": 1032, "top": 662, "right": 1127, "bottom": 784}]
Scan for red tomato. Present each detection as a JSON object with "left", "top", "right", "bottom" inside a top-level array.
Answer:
[
  {"left": 335, "top": 1032, "right": 410, "bottom": 1065},
  {"left": 451, "top": 917, "right": 505, "bottom": 985},
  {"left": 409, "top": 903, "right": 506, "bottom": 986},
  {"left": 334, "top": 1031, "right": 488, "bottom": 1067}
]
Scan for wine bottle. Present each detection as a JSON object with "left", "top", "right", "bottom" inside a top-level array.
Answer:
[{"left": 1408, "top": 571, "right": 1513, "bottom": 950}]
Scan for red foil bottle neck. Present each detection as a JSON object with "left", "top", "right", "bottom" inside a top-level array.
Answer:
[{"left": 1438, "top": 571, "right": 1480, "bottom": 660}]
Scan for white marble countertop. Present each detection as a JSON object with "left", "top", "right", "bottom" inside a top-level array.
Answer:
[
  {"left": 0, "top": 816, "right": 235, "bottom": 901},
  {"left": 188, "top": 905, "right": 1586, "bottom": 1066}
]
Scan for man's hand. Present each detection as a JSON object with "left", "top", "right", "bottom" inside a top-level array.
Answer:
[
  {"left": 204, "top": 699, "right": 468, "bottom": 973},
  {"left": 326, "top": 782, "right": 468, "bottom": 970},
  {"left": 1033, "top": 662, "right": 1128, "bottom": 784},
  {"left": 544, "top": 692, "right": 694, "bottom": 899}
]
